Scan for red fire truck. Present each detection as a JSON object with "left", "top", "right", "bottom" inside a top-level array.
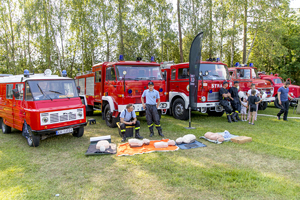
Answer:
[
  {"left": 75, "top": 56, "right": 169, "bottom": 128},
  {"left": 228, "top": 63, "right": 275, "bottom": 110},
  {"left": 161, "top": 59, "right": 233, "bottom": 120},
  {"left": 258, "top": 73, "right": 300, "bottom": 108},
  {"left": 0, "top": 69, "right": 87, "bottom": 147}
]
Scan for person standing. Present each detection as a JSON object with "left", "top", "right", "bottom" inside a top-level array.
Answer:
[
  {"left": 247, "top": 84, "right": 261, "bottom": 120},
  {"left": 277, "top": 81, "right": 294, "bottom": 121},
  {"left": 219, "top": 81, "right": 237, "bottom": 123},
  {"left": 247, "top": 90, "right": 263, "bottom": 125},
  {"left": 229, "top": 81, "right": 241, "bottom": 121},
  {"left": 119, "top": 104, "right": 143, "bottom": 142},
  {"left": 141, "top": 82, "right": 164, "bottom": 137}
]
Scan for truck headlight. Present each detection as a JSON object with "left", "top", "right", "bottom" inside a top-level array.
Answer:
[
  {"left": 78, "top": 112, "right": 83, "bottom": 117},
  {"left": 42, "top": 117, "right": 49, "bottom": 123},
  {"left": 201, "top": 96, "right": 206, "bottom": 102},
  {"left": 290, "top": 93, "right": 294, "bottom": 96}
]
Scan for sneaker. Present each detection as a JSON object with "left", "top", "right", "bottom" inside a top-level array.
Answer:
[
  {"left": 252, "top": 123, "right": 255, "bottom": 125},
  {"left": 284, "top": 119, "right": 288, "bottom": 121},
  {"left": 277, "top": 115, "right": 280, "bottom": 120},
  {"left": 248, "top": 122, "right": 251, "bottom": 124}
]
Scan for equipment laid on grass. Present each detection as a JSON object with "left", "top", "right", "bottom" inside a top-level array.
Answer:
[
  {"left": 200, "top": 130, "right": 238, "bottom": 144},
  {"left": 231, "top": 136, "right": 252, "bottom": 144},
  {"left": 88, "top": 118, "right": 96, "bottom": 125},
  {"left": 177, "top": 140, "right": 207, "bottom": 150},
  {"left": 85, "top": 135, "right": 116, "bottom": 156}
]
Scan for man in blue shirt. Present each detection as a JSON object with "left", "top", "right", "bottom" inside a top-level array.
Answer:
[
  {"left": 119, "top": 104, "right": 143, "bottom": 142},
  {"left": 277, "top": 81, "right": 294, "bottom": 121},
  {"left": 141, "top": 82, "right": 164, "bottom": 137}
]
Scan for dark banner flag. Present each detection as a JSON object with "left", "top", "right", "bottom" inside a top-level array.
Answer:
[{"left": 189, "top": 32, "right": 203, "bottom": 110}]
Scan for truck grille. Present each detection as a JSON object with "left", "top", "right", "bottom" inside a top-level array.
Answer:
[
  {"left": 208, "top": 92, "right": 219, "bottom": 101},
  {"left": 50, "top": 113, "right": 59, "bottom": 123},
  {"left": 69, "top": 113, "right": 76, "bottom": 120},
  {"left": 60, "top": 114, "right": 69, "bottom": 121}
]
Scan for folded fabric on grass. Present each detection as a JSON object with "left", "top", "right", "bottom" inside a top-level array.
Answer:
[
  {"left": 199, "top": 130, "right": 238, "bottom": 144},
  {"left": 117, "top": 139, "right": 179, "bottom": 156},
  {"left": 177, "top": 140, "right": 207, "bottom": 150},
  {"left": 85, "top": 136, "right": 116, "bottom": 156}
]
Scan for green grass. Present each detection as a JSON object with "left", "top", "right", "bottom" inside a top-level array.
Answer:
[{"left": 1, "top": 105, "right": 300, "bottom": 199}]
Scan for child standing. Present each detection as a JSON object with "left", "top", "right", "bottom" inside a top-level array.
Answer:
[
  {"left": 247, "top": 90, "right": 263, "bottom": 125},
  {"left": 241, "top": 97, "right": 248, "bottom": 121}
]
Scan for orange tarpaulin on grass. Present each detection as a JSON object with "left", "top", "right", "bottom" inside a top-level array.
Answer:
[{"left": 116, "top": 139, "right": 179, "bottom": 156}]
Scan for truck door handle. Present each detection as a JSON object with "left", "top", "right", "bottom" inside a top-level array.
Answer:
[{"left": 176, "top": 86, "right": 179, "bottom": 87}]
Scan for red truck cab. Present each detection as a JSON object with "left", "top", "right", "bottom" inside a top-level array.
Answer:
[
  {"left": 75, "top": 56, "right": 169, "bottom": 127},
  {"left": 0, "top": 69, "right": 87, "bottom": 147},
  {"left": 228, "top": 63, "right": 275, "bottom": 110},
  {"left": 161, "top": 59, "right": 233, "bottom": 120},
  {"left": 259, "top": 73, "right": 300, "bottom": 107}
]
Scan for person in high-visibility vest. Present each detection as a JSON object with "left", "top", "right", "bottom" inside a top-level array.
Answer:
[{"left": 141, "top": 82, "right": 164, "bottom": 137}]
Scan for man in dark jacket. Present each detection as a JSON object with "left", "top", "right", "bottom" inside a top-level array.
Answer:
[
  {"left": 219, "top": 81, "right": 237, "bottom": 123},
  {"left": 229, "top": 81, "right": 241, "bottom": 121}
]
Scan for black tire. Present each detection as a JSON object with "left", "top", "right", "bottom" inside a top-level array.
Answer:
[
  {"left": 86, "top": 106, "right": 94, "bottom": 116},
  {"left": 274, "top": 97, "right": 280, "bottom": 108},
  {"left": 207, "top": 110, "right": 224, "bottom": 117},
  {"left": 26, "top": 125, "right": 40, "bottom": 147},
  {"left": 1, "top": 120, "right": 11, "bottom": 134},
  {"left": 258, "top": 102, "right": 268, "bottom": 110},
  {"left": 104, "top": 104, "right": 119, "bottom": 128},
  {"left": 172, "top": 98, "right": 189, "bottom": 120},
  {"left": 72, "top": 127, "right": 84, "bottom": 137}
]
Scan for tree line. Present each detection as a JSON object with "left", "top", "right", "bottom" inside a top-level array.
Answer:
[{"left": 0, "top": 0, "right": 299, "bottom": 82}]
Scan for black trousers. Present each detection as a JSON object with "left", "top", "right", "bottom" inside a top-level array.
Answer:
[
  {"left": 120, "top": 121, "right": 140, "bottom": 133},
  {"left": 220, "top": 100, "right": 233, "bottom": 115},
  {"left": 277, "top": 101, "right": 289, "bottom": 120},
  {"left": 231, "top": 99, "right": 241, "bottom": 113},
  {"left": 146, "top": 104, "right": 162, "bottom": 131}
]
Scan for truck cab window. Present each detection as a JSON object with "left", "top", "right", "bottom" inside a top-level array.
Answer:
[
  {"left": 178, "top": 68, "right": 189, "bottom": 79},
  {"left": 95, "top": 71, "right": 101, "bottom": 82},
  {"left": 171, "top": 69, "right": 176, "bottom": 80},
  {"left": 15, "top": 84, "right": 24, "bottom": 100},
  {"left": 6, "top": 84, "right": 13, "bottom": 99},
  {"left": 25, "top": 82, "right": 33, "bottom": 101},
  {"left": 106, "top": 67, "right": 116, "bottom": 81}
]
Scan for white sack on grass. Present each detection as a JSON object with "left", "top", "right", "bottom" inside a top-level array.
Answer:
[
  {"left": 96, "top": 140, "right": 110, "bottom": 150},
  {"left": 143, "top": 139, "right": 150, "bottom": 145},
  {"left": 168, "top": 140, "right": 176, "bottom": 146},
  {"left": 128, "top": 139, "right": 144, "bottom": 147},
  {"left": 154, "top": 142, "right": 168, "bottom": 148},
  {"left": 182, "top": 134, "right": 196, "bottom": 144},
  {"left": 176, "top": 137, "right": 183, "bottom": 144}
]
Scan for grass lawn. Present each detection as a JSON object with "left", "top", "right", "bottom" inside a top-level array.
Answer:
[{"left": 1, "top": 105, "right": 300, "bottom": 199}]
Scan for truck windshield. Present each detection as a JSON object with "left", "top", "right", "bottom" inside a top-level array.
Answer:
[
  {"left": 274, "top": 78, "right": 283, "bottom": 84},
  {"left": 116, "top": 65, "right": 163, "bottom": 80},
  {"left": 199, "top": 64, "right": 229, "bottom": 80},
  {"left": 27, "top": 80, "right": 78, "bottom": 101}
]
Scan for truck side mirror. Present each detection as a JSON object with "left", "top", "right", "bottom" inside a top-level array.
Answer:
[
  {"left": 77, "top": 86, "right": 81, "bottom": 94},
  {"left": 162, "top": 71, "right": 167, "bottom": 80},
  {"left": 12, "top": 89, "right": 20, "bottom": 99}
]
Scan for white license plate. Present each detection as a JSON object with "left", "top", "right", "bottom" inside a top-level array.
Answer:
[{"left": 56, "top": 128, "right": 73, "bottom": 135}]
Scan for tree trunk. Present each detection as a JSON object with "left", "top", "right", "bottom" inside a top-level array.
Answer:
[
  {"left": 220, "top": 0, "right": 224, "bottom": 60},
  {"left": 209, "top": 0, "right": 213, "bottom": 58},
  {"left": 7, "top": 1, "right": 16, "bottom": 73},
  {"left": 177, "top": 0, "right": 183, "bottom": 63},
  {"left": 118, "top": 0, "right": 124, "bottom": 56},
  {"left": 230, "top": 10, "right": 236, "bottom": 67},
  {"left": 242, "top": 0, "right": 248, "bottom": 64},
  {"left": 245, "top": 29, "right": 257, "bottom": 64}
]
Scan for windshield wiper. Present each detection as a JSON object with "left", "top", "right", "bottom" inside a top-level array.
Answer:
[
  {"left": 49, "top": 90, "right": 63, "bottom": 94},
  {"left": 37, "top": 84, "right": 52, "bottom": 101}
]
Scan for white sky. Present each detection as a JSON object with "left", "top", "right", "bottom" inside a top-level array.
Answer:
[{"left": 290, "top": 0, "right": 300, "bottom": 8}]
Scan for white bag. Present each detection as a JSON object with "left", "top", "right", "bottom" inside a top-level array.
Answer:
[{"left": 154, "top": 142, "right": 168, "bottom": 148}]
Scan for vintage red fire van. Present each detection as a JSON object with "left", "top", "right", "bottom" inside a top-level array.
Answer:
[
  {"left": 161, "top": 59, "right": 233, "bottom": 120},
  {"left": 0, "top": 69, "right": 87, "bottom": 147},
  {"left": 75, "top": 56, "right": 169, "bottom": 128}
]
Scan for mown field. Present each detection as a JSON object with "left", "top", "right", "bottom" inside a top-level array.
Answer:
[{"left": 1, "top": 104, "right": 300, "bottom": 200}]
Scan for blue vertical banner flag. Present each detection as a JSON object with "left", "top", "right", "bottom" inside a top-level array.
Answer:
[{"left": 189, "top": 32, "right": 203, "bottom": 110}]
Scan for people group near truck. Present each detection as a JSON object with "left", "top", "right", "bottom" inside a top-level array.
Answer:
[
  {"left": 229, "top": 81, "right": 241, "bottom": 121},
  {"left": 219, "top": 81, "right": 238, "bottom": 123},
  {"left": 247, "top": 84, "right": 261, "bottom": 120},
  {"left": 277, "top": 81, "right": 294, "bottom": 121},
  {"left": 141, "top": 81, "right": 164, "bottom": 137}
]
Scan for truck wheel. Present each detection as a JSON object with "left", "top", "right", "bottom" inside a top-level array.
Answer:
[
  {"left": 207, "top": 110, "right": 224, "bottom": 117},
  {"left": 172, "top": 98, "right": 189, "bottom": 120},
  {"left": 26, "top": 125, "right": 40, "bottom": 147},
  {"left": 1, "top": 120, "right": 11, "bottom": 134},
  {"left": 72, "top": 127, "right": 84, "bottom": 137},
  {"left": 274, "top": 97, "right": 280, "bottom": 108},
  {"left": 104, "top": 104, "right": 118, "bottom": 128},
  {"left": 259, "top": 102, "right": 268, "bottom": 110}
]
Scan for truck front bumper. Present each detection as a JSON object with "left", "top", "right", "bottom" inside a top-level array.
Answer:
[
  {"left": 32, "top": 122, "right": 87, "bottom": 135},
  {"left": 262, "top": 97, "right": 275, "bottom": 102}
]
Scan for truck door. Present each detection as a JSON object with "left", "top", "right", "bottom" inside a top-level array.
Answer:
[
  {"left": 105, "top": 66, "right": 117, "bottom": 96},
  {"left": 94, "top": 69, "right": 102, "bottom": 102},
  {"left": 4, "top": 84, "right": 14, "bottom": 127},
  {"left": 177, "top": 68, "right": 189, "bottom": 95},
  {"left": 169, "top": 68, "right": 177, "bottom": 92},
  {"left": 12, "top": 83, "right": 25, "bottom": 131}
]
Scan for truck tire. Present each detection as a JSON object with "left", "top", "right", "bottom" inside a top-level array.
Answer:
[
  {"left": 1, "top": 120, "right": 11, "bottom": 134},
  {"left": 259, "top": 102, "right": 268, "bottom": 110},
  {"left": 26, "top": 125, "right": 40, "bottom": 147},
  {"left": 274, "top": 97, "right": 280, "bottom": 108},
  {"left": 104, "top": 104, "right": 118, "bottom": 128},
  {"left": 172, "top": 98, "right": 189, "bottom": 120},
  {"left": 86, "top": 106, "right": 94, "bottom": 116},
  {"left": 207, "top": 110, "right": 224, "bottom": 117},
  {"left": 72, "top": 127, "right": 84, "bottom": 137}
]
